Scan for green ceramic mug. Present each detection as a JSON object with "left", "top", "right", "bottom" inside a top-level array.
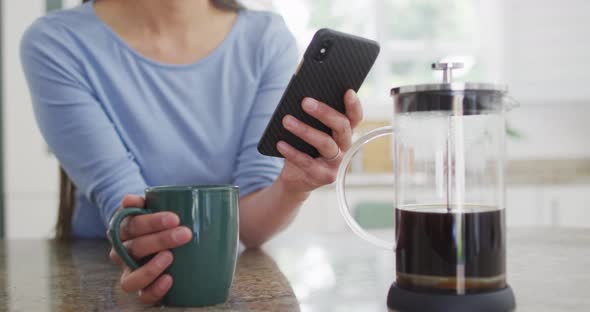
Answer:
[{"left": 108, "top": 185, "right": 239, "bottom": 307}]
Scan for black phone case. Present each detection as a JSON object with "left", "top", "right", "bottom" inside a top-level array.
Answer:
[{"left": 257, "top": 28, "right": 380, "bottom": 158}]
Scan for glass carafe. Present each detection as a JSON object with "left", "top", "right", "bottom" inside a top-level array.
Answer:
[{"left": 336, "top": 62, "right": 516, "bottom": 310}]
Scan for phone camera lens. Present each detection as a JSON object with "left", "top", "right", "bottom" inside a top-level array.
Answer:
[{"left": 314, "top": 39, "right": 333, "bottom": 62}]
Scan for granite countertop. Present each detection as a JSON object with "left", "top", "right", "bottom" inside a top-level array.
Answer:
[{"left": 1, "top": 228, "right": 589, "bottom": 311}]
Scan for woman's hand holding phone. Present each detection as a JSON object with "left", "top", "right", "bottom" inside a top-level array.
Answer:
[{"left": 275, "top": 89, "right": 362, "bottom": 193}]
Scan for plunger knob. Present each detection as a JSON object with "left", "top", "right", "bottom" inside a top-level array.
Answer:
[{"left": 432, "top": 62, "right": 464, "bottom": 83}]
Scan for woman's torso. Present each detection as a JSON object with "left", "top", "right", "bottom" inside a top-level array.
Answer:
[{"left": 36, "top": 3, "right": 290, "bottom": 237}]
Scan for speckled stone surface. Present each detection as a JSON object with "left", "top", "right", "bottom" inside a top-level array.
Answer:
[
  {"left": 1, "top": 228, "right": 589, "bottom": 311},
  {"left": 0, "top": 241, "right": 299, "bottom": 311}
]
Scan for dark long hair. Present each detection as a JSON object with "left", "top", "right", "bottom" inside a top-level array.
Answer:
[
  {"left": 56, "top": 167, "right": 76, "bottom": 240},
  {"left": 210, "top": 0, "right": 244, "bottom": 11},
  {"left": 56, "top": 0, "right": 243, "bottom": 240}
]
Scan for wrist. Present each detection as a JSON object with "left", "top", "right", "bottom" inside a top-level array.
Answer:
[{"left": 274, "top": 176, "right": 311, "bottom": 203}]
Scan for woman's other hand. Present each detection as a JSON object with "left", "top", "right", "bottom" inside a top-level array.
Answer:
[
  {"left": 108, "top": 195, "right": 192, "bottom": 304},
  {"left": 276, "top": 89, "right": 363, "bottom": 193}
]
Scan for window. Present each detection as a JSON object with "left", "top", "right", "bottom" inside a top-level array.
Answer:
[{"left": 269, "top": 0, "right": 488, "bottom": 116}]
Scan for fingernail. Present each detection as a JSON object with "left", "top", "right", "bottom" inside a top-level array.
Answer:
[
  {"left": 277, "top": 141, "right": 288, "bottom": 152},
  {"left": 283, "top": 115, "right": 298, "bottom": 129},
  {"left": 302, "top": 98, "right": 318, "bottom": 111},
  {"left": 347, "top": 90, "right": 358, "bottom": 102},
  {"left": 161, "top": 214, "right": 177, "bottom": 227},
  {"left": 155, "top": 252, "right": 172, "bottom": 268},
  {"left": 172, "top": 227, "right": 191, "bottom": 243},
  {"left": 158, "top": 275, "right": 172, "bottom": 291}
]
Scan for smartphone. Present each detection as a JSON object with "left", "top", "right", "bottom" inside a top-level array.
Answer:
[{"left": 257, "top": 28, "right": 380, "bottom": 158}]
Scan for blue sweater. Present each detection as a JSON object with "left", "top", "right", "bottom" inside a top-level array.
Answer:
[{"left": 20, "top": 2, "right": 297, "bottom": 238}]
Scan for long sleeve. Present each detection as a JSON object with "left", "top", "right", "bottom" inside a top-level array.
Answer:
[
  {"left": 20, "top": 19, "right": 147, "bottom": 227},
  {"left": 232, "top": 15, "right": 298, "bottom": 197}
]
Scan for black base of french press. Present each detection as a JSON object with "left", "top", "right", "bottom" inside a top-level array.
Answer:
[{"left": 387, "top": 283, "right": 516, "bottom": 312}]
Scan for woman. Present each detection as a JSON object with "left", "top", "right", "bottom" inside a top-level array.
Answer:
[{"left": 21, "top": 0, "right": 363, "bottom": 305}]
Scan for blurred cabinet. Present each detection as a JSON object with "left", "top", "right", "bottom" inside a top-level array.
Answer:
[
  {"left": 353, "top": 120, "right": 392, "bottom": 174},
  {"left": 287, "top": 186, "right": 394, "bottom": 234},
  {"left": 536, "top": 185, "right": 590, "bottom": 228},
  {"left": 286, "top": 183, "right": 590, "bottom": 236},
  {"left": 505, "top": 186, "right": 540, "bottom": 227},
  {"left": 507, "top": 184, "right": 590, "bottom": 228}
]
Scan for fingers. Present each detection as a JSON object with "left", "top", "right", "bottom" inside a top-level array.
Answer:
[
  {"left": 283, "top": 91, "right": 362, "bottom": 157},
  {"left": 282, "top": 114, "right": 340, "bottom": 159},
  {"left": 299, "top": 97, "right": 353, "bottom": 151},
  {"left": 106, "top": 194, "right": 147, "bottom": 241},
  {"left": 113, "top": 195, "right": 181, "bottom": 305},
  {"left": 277, "top": 141, "right": 337, "bottom": 185},
  {"left": 110, "top": 248, "right": 123, "bottom": 266},
  {"left": 138, "top": 274, "right": 173, "bottom": 305},
  {"left": 121, "top": 194, "right": 145, "bottom": 209},
  {"left": 120, "top": 211, "right": 180, "bottom": 241},
  {"left": 110, "top": 212, "right": 181, "bottom": 266},
  {"left": 124, "top": 226, "right": 192, "bottom": 260},
  {"left": 120, "top": 250, "right": 173, "bottom": 294},
  {"left": 344, "top": 89, "right": 363, "bottom": 129}
]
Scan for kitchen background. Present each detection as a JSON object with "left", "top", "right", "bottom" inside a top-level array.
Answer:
[{"left": 2, "top": 0, "right": 590, "bottom": 238}]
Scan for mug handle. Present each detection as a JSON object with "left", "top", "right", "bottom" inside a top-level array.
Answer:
[
  {"left": 336, "top": 126, "right": 395, "bottom": 250},
  {"left": 108, "top": 208, "right": 152, "bottom": 270}
]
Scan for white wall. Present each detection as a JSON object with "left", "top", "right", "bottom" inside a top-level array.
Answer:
[
  {"left": 501, "top": 0, "right": 590, "bottom": 103},
  {"left": 3, "top": 0, "right": 59, "bottom": 238},
  {"left": 499, "top": 0, "right": 590, "bottom": 160}
]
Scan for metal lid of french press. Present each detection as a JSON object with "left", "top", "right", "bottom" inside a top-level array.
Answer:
[
  {"left": 390, "top": 62, "right": 509, "bottom": 115},
  {"left": 390, "top": 62, "right": 507, "bottom": 95}
]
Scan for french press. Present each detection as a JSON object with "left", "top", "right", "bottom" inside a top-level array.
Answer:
[{"left": 336, "top": 62, "right": 516, "bottom": 311}]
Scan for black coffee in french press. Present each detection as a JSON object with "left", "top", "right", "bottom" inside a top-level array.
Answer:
[{"left": 395, "top": 206, "right": 505, "bottom": 293}]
